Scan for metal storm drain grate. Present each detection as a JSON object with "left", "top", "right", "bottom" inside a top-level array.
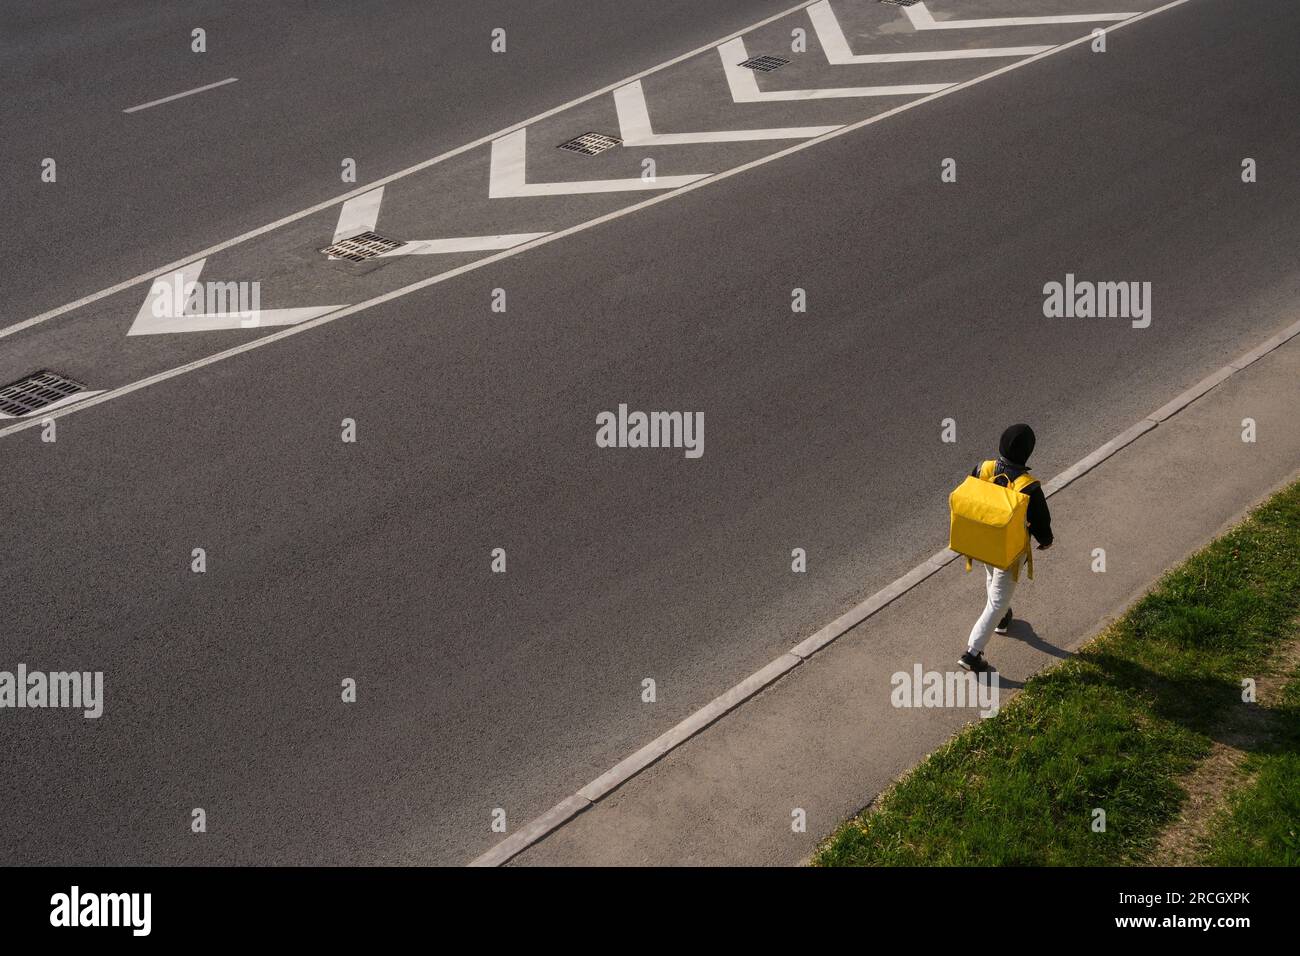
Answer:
[
  {"left": 320, "top": 231, "right": 406, "bottom": 262},
  {"left": 557, "top": 132, "right": 622, "bottom": 155},
  {"left": 879, "top": 1, "right": 921, "bottom": 7},
  {"left": 0, "top": 370, "right": 86, "bottom": 417},
  {"left": 739, "top": 55, "right": 790, "bottom": 72}
]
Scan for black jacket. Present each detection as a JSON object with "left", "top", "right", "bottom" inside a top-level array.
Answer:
[{"left": 970, "top": 457, "right": 1054, "bottom": 547}]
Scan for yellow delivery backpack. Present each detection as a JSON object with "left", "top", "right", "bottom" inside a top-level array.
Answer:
[{"left": 948, "top": 460, "right": 1036, "bottom": 581}]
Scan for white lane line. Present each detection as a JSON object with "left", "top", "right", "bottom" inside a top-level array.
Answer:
[
  {"left": 808, "top": 1, "right": 1049, "bottom": 63},
  {"left": 615, "top": 81, "right": 840, "bottom": 145},
  {"left": 126, "top": 260, "right": 347, "bottom": 335},
  {"left": 469, "top": 310, "right": 1300, "bottom": 867},
  {"left": 0, "top": 0, "right": 1193, "bottom": 441},
  {"left": 380, "top": 235, "right": 551, "bottom": 256},
  {"left": 905, "top": 1, "right": 1135, "bottom": 30},
  {"left": 488, "top": 128, "right": 710, "bottom": 197},
  {"left": 122, "top": 77, "right": 239, "bottom": 114},
  {"left": 333, "top": 188, "right": 386, "bottom": 242},
  {"left": 0, "top": 0, "right": 830, "bottom": 342},
  {"left": 0, "top": 390, "right": 104, "bottom": 421},
  {"left": 721, "top": 37, "right": 952, "bottom": 101}
]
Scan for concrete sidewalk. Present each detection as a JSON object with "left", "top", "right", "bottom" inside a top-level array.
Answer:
[{"left": 512, "top": 330, "right": 1300, "bottom": 866}]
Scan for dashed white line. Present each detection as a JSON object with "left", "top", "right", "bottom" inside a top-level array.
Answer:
[{"left": 122, "top": 77, "right": 239, "bottom": 114}]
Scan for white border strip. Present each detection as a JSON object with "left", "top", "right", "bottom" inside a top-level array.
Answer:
[
  {"left": 0, "top": 0, "right": 1193, "bottom": 441},
  {"left": 469, "top": 310, "right": 1300, "bottom": 867}
]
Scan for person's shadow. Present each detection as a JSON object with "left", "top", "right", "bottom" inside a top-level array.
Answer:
[
  {"left": 1007, "top": 619, "right": 1070, "bottom": 661},
  {"left": 986, "top": 618, "right": 1070, "bottom": 689}
]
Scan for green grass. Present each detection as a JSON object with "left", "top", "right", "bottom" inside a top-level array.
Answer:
[
  {"left": 1197, "top": 666, "right": 1300, "bottom": 866},
  {"left": 814, "top": 479, "right": 1300, "bottom": 867}
]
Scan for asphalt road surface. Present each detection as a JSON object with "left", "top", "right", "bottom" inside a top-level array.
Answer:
[{"left": 2, "top": 0, "right": 1299, "bottom": 865}]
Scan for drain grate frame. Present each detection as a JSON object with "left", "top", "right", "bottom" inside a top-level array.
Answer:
[
  {"left": 739, "top": 54, "right": 790, "bottom": 73},
  {"left": 320, "top": 231, "right": 406, "bottom": 262},
  {"left": 557, "top": 132, "right": 622, "bottom": 156},
  {"left": 0, "top": 370, "right": 87, "bottom": 417},
  {"left": 879, "top": 0, "right": 921, "bottom": 7}
]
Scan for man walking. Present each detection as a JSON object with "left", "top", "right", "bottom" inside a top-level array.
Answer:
[{"left": 957, "top": 424, "right": 1053, "bottom": 674}]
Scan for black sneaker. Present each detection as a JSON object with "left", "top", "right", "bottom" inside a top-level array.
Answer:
[
  {"left": 958, "top": 650, "right": 994, "bottom": 674},
  {"left": 995, "top": 608, "right": 1013, "bottom": 634}
]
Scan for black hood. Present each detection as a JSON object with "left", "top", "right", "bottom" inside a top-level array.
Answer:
[{"left": 999, "top": 424, "right": 1036, "bottom": 466}]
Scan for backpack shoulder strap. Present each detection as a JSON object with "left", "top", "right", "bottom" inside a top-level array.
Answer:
[
  {"left": 1011, "top": 472, "right": 1038, "bottom": 494},
  {"left": 978, "top": 459, "right": 998, "bottom": 480},
  {"left": 1012, "top": 472, "right": 1036, "bottom": 580}
]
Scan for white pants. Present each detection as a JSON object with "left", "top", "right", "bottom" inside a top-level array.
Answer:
[{"left": 966, "top": 559, "right": 1020, "bottom": 654}]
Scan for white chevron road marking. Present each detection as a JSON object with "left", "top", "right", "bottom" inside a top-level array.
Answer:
[
  {"left": 379, "top": 235, "right": 550, "bottom": 255},
  {"left": 332, "top": 188, "right": 386, "bottom": 242},
  {"left": 333, "top": 188, "right": 548, "bottom": 255},
  {"left": 489, "top": 128, "right": 710, "bottom": 197},
  {"left": 808, "top": 1, "right": 1049, "bottom": 62},
  {"left": 720, "top": 37, "right": 952, "bottom": 101},
  {"left": 614, "top": 80, "right": 840, "bottom": 145},
  {"left": 904, "top": 1, "right": 1136, "bottom": 30},
  {"left": 127, "top": 260, "right": 346, "bottom": 335}
]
